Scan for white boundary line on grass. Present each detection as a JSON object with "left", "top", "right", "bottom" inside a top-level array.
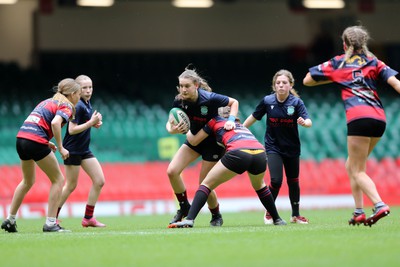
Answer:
[{"left": 0, "top": 195, "right": 353, "bottom": 219}]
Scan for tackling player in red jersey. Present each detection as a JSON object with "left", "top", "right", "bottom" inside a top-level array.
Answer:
[{"left": 168, "top": 107, "right": 286, "bottom": 228}]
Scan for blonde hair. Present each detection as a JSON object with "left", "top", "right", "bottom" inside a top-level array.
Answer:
[
  {"left": 75, "top": 74, "right": 91, "bottom": 84},
  {"left": 218, "top": 106, "right": 231, "bottom": 117},
  {"left": 218, "top": 106, "right": 241, "bottom": 122},
  {"left": 340, "top": 25, "right": 375, "bottom": 68},
  {"left": 178, "top": 66, "right": 212, "bottom": 92},
  {"left": 52, "top": 78, "right": 81, "bottom": 117},
  {"left": 272, "top": 69, "right": 299, "bottom": 97}
]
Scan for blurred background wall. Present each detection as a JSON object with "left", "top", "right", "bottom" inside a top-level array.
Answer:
[
  {"left": 1, "top": 0, "right": 400, "bottom": 162},
  {"left": 2, "top": 1, "right": 400, "bottom": 66}
]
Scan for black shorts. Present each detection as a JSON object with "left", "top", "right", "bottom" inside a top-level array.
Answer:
[
  {"left": 221, "top": 149, "right": 266, "bottom": 175},
  {"left": 347, "top": 118, "right": 386, "bottom": 137},
  {"left": 185, "top": 135, "right": 224, "bottom": 162},
  {"left": 64, "top": 151, "right": 95, "bottom": 166},
  {"left": 16, "top": 138, "right": 51, "bottom": 161}
]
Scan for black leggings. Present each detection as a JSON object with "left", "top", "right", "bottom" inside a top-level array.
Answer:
[{"left": 267, "top": 153, "right": 301, "bottom": 216}]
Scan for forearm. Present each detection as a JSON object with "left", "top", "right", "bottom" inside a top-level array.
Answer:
[
  {"left": 51, "top": 124, "right": 63, "bottom": 149},
  {"left": 387, "top": 76, "right": 400, "bottom": 94},
  {"left": 228, "top": 99, "right": 239, "bottom": 117},
  {"left": 243, "top": 115, "right": 256, "bottom": 128},
  {"left": 69, "top": 121, "right": 94, "bottom": 135},
  {"left": 303, "top": 72, "right": 332, "bottom": 86}
]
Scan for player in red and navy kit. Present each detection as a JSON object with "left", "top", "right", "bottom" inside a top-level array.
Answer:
[
  {"left": 166, "top": 67, "right": 239, "bottom": 227},
  {"left": 244, "top": 69, "right": 312, "bottom": 225},
  {"left": 57, "top": 75, "right": 106, "bottom": 228},
  {"left": 168, "top": 107, "right": 286, "bottom": 228},
  {"left": 1, "top": 78, "right": 81, "bottom": 233},
  {"left": 303, "top": 25, "right": 400, "bottom": 226}
]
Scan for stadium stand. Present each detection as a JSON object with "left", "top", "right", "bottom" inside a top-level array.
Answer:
[
  {"left": 1, "top": 88, "right": 400, "bottom": 164},
  {"left": 0, "top": 98, "right": 397, "bottom": 163},
  {"left": 1, "top": 50, "right": 400, "bottom": 208}
]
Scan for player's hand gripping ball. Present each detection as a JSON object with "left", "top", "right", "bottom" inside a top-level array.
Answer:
[{"left": 169, "top": 107, "right": 190, "bottom": 134}]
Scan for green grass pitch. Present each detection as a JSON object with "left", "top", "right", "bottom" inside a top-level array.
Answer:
[{"left": 1, "top": 208, "right": 398, "bottom": 267}]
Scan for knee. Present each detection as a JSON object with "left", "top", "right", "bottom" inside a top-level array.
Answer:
[
  {"left": 94, "top": 178, "right": 105, "bottom": 189},
  {"left": 166, "top": 166, "right": 179, "bottom": 180},
  {"left": 250, "top": 175, "right": 265, "bottom": 190},
  {"left": 287, "top": 177, "right": 299, "bottom": 185},
  {"left": 65, "top": 181, "right": 78, "bottom": 193},
  {"left": 345, "top": 161, "right": 357, "bottom": 177},
  {"left": 51, "top": 175, "right": 65, "bottom": 190},
  {"left": 22, "top": 179, "right": 35, "bottom": 189},
  {"left": 270, "top": 178, "right": 283, "bottom": 188},
  {"left": 345, "top": 160, "right": 350, "bottom": 173}
]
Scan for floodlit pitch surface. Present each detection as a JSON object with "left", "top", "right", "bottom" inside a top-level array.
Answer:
[{"left": 0, "top": 208, "right": 398, "bottom": 267}]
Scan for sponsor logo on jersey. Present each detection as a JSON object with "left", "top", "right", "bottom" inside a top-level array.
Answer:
[
  {"left": 25, "top": 115, "right": 41, "bottom": 123},
  {"left": 346, "top": 55, "right": 366, "bottom": 66}
]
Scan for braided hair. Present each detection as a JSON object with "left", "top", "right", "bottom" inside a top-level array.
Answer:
[{"left": 339, "top": 25, "right": 375, "bottom": 68}]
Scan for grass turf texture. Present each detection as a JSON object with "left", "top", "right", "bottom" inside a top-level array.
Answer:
[{"left": 1, "top": 208, "right": 398, "bottom": 267}]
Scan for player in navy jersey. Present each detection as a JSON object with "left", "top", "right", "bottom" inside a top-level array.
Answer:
[
  {"left": 303, "top": 25, "right": 400, "bottom": 226},
  {"left": 1, "top": 78, "right": 81, "bottom": 233},
  {"left": 244, "top": 69, "right": 312, "bottom": 225},
  {"left": 56, "top": 75, "right": 106, "bottom": 228},
  {"left": 168, "top": 107, "right": 286, "bottom": 228},
  {"left": 166, "top": 67, "right": 239, "bottom": 227}
]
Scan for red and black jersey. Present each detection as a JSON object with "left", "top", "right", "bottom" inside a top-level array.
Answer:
[
  {"left": 17, "top": 98, "right": 73, "bottom": 145},
  {"left": 203, "top": 116, "right": 264, "bottom": 151},
  {"left": 308, "top": 53, "right": 398, "bottom": 123}
]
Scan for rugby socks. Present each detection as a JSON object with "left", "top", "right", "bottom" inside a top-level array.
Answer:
[
  {"left": 374, "top": 201, "right": 385, "bottom": 209},
  {"left": 84, "top": 204, "right": 95, "bottom": 219},
  {"left": 7, "top": 214, "right": 16, "bottom": 224},
  {"left": 209, "top": 204, "right": 220, "bottom": 215},
  {"left": 187, "top": 185, "right": 211, "bottom": 220},
  {"left": 291, "top": 202, "right": 300, "bottom": 217},
  {"left": 268, "top": 183, "right": 279, "bottom": 200},
  {"left": 46, "top": 217, "right": 57, "bottom": 226},
  {"left": 288, "top": 177, "right": 300, "bottom": 217},
  {"left": 354, "top": 208, "right": 364, "bottom": 215},
  {"left": 256, "top": 186, "right": 280, "bottom": 221},
  {"left": 175, "top": 190, "right": 190, "bottom": 207}
]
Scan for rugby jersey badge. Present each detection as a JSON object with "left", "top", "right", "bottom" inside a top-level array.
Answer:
[
  {"left": 287, "top": 106, "right": 295, "bottom": 115},
  {"left": 200, "top": 106, "right": 208, "bottom": 115}
]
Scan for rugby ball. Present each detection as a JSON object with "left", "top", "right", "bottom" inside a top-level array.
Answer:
[{"left": 169, "top": 107, "right": 190, "bottom": 133}]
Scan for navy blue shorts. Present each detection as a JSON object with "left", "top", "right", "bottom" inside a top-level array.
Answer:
[
  {"left": 16, "top": 138, "right": 51, "bottom": 161},
  {"left": 347, "top": 118, "right": 386, "bottom": 137},
  {"left": 64, "top": 151, "right": 95, "bottom": 166},
  {"left": 185, "top": 135, "right": 224, "bottom": 162},
  {"left": 221, "top": 149, "right": 266, "bottom": 175}
]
